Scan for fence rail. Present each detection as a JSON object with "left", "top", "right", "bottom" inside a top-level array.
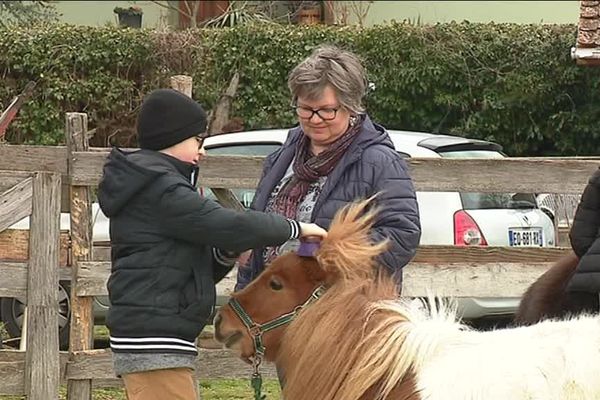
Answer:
[{"left": 1, "top": 144, "right": 599, "bottom": 193}]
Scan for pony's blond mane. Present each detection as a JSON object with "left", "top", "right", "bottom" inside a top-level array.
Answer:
[
  {"left": 315, "top": 196, "right": 389, "bottom": 283},
  {"left": 277, "top": 199, "right": 459, "bottom": 400},
  {"left": 279, "top": 279, "right": 400, "bottom": 400}
]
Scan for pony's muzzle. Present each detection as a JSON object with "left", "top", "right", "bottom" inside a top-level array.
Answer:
[{"left": 213, "top": 310, "right": 243, "bottom": 348}]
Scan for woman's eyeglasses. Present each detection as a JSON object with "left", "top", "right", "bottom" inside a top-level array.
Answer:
[{"left": 293, "top": 105, "right": 340, "bottom": 121}]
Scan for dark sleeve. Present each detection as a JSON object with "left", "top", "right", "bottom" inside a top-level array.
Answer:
[
  {"left": 570, "top": 168, "right": 600, "bottom": 257},
  {"left": 157, "top": 183, "right": 300, "bottom": 253},
  {"left": 212, "top": 248, "right": 239, "bottom": 283},
  {"left": 369, "top": 156, "right": 421, "bottom": 273}
]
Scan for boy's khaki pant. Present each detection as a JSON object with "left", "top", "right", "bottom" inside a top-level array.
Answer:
[{"left": 122, "top": 368, "right": 197, "bottom": 400}]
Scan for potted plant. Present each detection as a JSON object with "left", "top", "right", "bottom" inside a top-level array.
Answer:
[{"left": 114, "top": 5, "right": 143, "bottom": 28}]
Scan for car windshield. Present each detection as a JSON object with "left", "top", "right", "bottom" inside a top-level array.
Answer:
[
  {"left": 203, "top": 143, "right": 281, "bottom": 207},
  {"left": 439, "top": 150, "right": 538, "bottom": 210}
]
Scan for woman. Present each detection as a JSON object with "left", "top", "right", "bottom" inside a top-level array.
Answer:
[{"left": 236, "top": 45, "right": 421, "bottom": 291}]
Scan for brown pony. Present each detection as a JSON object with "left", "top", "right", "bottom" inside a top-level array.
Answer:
[
  {"left": 214, "top": 199, "right": 421, "bottom": 400},
  {"left": 515, "top": 250, "right": 599, "bottom": 325}
]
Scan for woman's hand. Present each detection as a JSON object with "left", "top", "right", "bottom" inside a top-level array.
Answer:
[{"left": 298, "top": 222, "right": 328, "bottom": 239}]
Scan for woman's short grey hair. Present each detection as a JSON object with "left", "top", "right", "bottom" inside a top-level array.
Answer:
[{"left": 288, "top": 45, "right": 368, "bottom": 115}]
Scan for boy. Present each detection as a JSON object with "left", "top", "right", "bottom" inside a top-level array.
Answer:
[{"left": 97, "top": 88, "right": 326, "bottom": 400}]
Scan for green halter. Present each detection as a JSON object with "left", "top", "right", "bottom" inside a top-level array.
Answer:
[{"left": 228, "top": 285, "right": 327, "bottom": 400}]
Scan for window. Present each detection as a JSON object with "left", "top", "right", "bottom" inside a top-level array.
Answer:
[{"left": 439, "top": 150, "right": 538, "bottom": 210}]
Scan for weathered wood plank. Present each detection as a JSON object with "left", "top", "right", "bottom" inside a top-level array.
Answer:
[
  {"left": 408, "top": 157, "right": 599, "bottom": 194},
  {"left": 0, "top": 177, "right": 33, "bottom": 233},
  {"left": 0, "top": 262, "right": 71, "bottom": 298},
  {"left": 210, "top": 188, "right": 245, "bottom": 211},
  {"left": 65, "top": 112, "right": 94, "bottom": 400},
  {"left": 0, "top": 350, "right": 69, "bottom": 395},
  {"left": 0, "top": 147, "right": 70, "bottom": 213},
  {"left": 71, "top": 151, "right": 600, "bottom": 193},
  {"left": 0, "top": 145, "right": 67, "bottom": 175},
  {"left": 92, "top": 244, "right": 110, "bottom": 261},
  {"left": 0, "top": 350, "right": 27, "bottom": 395},
  {"left": 24, "top": 172, "right": 61, "bottom": 400},
  {"left": 76, "top": 246, "right": 570, "bottom": 298},
  {"left": 0, "top": 229, "right": 70, "bottom": 266},
  {"left": 0, "top": 171, "right": 32, "bottom": 192},
  {"left": 0, "top": 262, "right": 28, "bottom": 298},
  {"left": 65, "top": 349, "right": 276, "bottom": 382},
  {"left": 89, "top": 244, "right": 571, "bottom": 264},
  {"left": 234, "top": 262, "right": 551, "bottom": 298},
  {"left": 402, "top": 262, "right": 551, "bottom": 297},
  {"left": 71, "top": 151, "right": 267, "bottom": 189},
  {"left": 412, "top": 245, "right": 570, "bottom": 263},
  {"left": 74, "top": 262, "right": 109, "bottom": 297}
]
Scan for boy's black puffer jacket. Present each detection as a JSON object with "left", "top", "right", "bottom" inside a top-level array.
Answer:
[{"left": 98, "top": 148, "right": 297, "bottom": 355}]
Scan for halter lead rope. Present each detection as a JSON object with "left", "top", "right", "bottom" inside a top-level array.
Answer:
[{"left": 229, "top": 285, "right": 326, "bottom": 400}]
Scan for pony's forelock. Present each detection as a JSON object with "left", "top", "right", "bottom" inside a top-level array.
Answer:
[{"left": 316, "top": 197, "right": 389, "bottom": 283}]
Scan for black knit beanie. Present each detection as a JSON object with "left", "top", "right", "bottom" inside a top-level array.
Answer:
[{"left": 137, "top": 88, "right": 208, "bottom": 150}]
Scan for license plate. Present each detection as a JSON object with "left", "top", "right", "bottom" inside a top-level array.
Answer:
[{"left": 509, "top": 228, "right": 543, "bottom": 247}]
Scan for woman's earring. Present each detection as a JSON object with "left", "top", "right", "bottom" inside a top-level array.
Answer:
[{"left": 349, "top": 115, "right": 357, "bottom": 127}]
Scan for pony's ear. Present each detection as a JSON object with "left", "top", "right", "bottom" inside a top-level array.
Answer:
[{"left": 315, "top": 196, "right": 388, "bottom": 283}]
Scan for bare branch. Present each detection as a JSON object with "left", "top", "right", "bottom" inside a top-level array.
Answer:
[
  {"left": 348, "top": 1, "right": 373, "bottom": 27},
  {"left": 188, "top": 1, "right": 200, "bottom": 28}
]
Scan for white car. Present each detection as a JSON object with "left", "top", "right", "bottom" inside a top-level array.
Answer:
[{"left": 203, "top": 128, "right": 556, "bottom": 320}]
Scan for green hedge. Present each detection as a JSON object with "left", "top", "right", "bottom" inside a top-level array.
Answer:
[{"left": 1, "top": 22, "right": 599, "bottom": 156}]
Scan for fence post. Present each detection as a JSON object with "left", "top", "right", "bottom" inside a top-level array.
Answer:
[
  {"left": 168, "top": 74, "right": 244, "bottom": 211},
  {"left": 65, "top": 113, "right": 94, "bottom": 400},
  {"left": 169, "top": 75, "right": 205, "bottom": 400},
  {"left": 169, "top": 75, "right": 193, "bottom": 98},
  {"left": 24, "top": 172, "right": 61, "bottom": 399}
]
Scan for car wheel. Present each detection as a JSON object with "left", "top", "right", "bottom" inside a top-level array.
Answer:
[{"left": 0, "top": 281, "right": 71, "bottom": 350}]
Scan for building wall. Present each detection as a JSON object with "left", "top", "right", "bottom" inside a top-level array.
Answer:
[
  {"left": 354, "top": 1, "right": 580, "bottom": 26},
  {"left": 54, "top": 1, "right": 581, "bottom": 28},
  {"left": 54, "top": 1, "right": 175, "bottom": 28}
]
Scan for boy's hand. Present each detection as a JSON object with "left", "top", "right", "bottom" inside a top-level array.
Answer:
[{"left": 298, "top": 222, "right": 328, "bottom": 239}]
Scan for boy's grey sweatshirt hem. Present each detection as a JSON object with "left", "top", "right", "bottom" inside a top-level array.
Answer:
[{"left": 112, "top": 352, "right": 196, "bottom": 377}]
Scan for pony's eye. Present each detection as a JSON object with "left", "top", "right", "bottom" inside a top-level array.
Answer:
[{"left": 269, "top": 278, "right": 283, "bottom": 291}]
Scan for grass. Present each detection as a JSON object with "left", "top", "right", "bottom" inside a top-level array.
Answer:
[
  {"left": 94, "top": 324, "right": 110, "bottom": 339},
  {"left": 0, "top": 380, "right": 281, "bottom": 400},
  {"left": 0, "top": 323, "right": 7, "bottom": 344}
]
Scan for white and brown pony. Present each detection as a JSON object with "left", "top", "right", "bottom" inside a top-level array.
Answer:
[{"left": 215, "top": 200, "right": 600, "bottom": 400}]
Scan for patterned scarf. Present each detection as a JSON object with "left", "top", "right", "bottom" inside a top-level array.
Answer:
[{"left": 272, "top": 115, "right": 364, "bottom": 220}]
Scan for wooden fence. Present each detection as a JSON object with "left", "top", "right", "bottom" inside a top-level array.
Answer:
[
  {"left": 1, "top": 111, "right": 599, "bottom": 398},
  {"left": 0, "top": 170, "right": 61, "bottom": 398}
]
